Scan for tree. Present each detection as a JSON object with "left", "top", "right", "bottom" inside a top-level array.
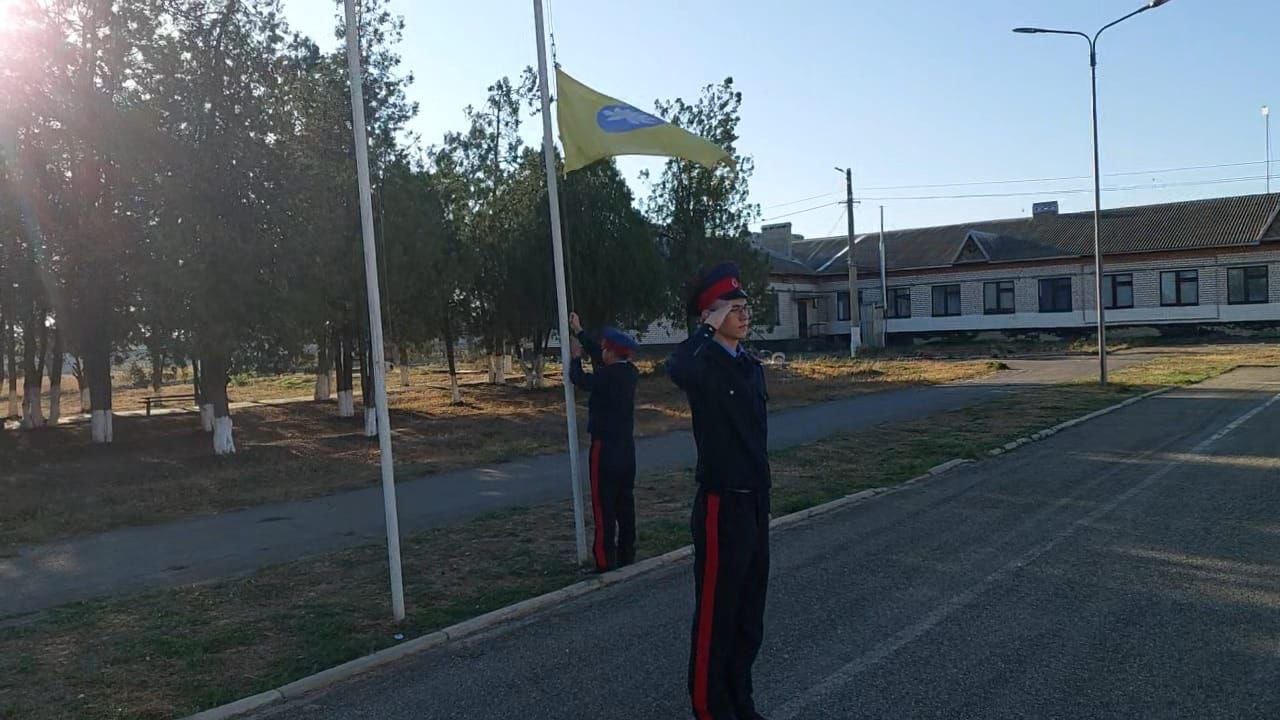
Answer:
[
  {"left": 144, "top": 0, "right": 297, "bottom": 453},
  {"left": 2, "top": 0, "right": 161, "bottom": 442},
  {"left": 432, "top": 71, "right": 538, "bottom": 383},
  {"left": 642, "top": 78, "right": 771, "bottom": 329},
  {"left": 560, "top": 160, "right": 666, "bottom": 333},
  {"left": 378, "top": 157, "right": 463, "bottom": 398}
]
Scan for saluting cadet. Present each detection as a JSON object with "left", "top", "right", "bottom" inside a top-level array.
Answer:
[
  {"left": 569, "top": 311, "right": 640, "bottom": 573},
  {"left": 667, "top": 262, "right": 771, "bottom": 720}
]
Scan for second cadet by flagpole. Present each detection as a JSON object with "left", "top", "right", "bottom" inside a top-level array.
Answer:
[
  {"left": 532, "top": 0, "right": 590, "bottom": 565},
  {"left": 529, "top": 6, "right": 734, "bottom": 566}
]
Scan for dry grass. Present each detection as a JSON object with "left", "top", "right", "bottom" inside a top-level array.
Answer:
[
  {"left": 1107, "top": 345, "right": 1280, "bottom": 386},
  {"left": 0, "top": 357, "right": 996, "bottom": 550},
  {"left": 0, "top": 370, "right": 1171, "bottom": 720}
]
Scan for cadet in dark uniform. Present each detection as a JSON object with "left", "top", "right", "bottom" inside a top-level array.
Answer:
[
  {"left": 569, "top": 312, "right": 640, "bottom": 573},
  {"left": 667, "top": 263, "right": 771, "bottom": 720}
]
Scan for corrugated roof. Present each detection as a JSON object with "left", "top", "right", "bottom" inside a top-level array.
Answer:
[
  {"left": 764, "top": 193, "right": 1280, "bottom": 275},
  {"left": 765, "top": 252, "right": 821, "bottom": 275}
]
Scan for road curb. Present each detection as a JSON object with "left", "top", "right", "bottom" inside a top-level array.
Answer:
[
  {"left": 985, "top": 387, "right": 1172, "bottom": 457},
  {"left": 182, "top": 385, "right": 1173, "bottom": 720}
]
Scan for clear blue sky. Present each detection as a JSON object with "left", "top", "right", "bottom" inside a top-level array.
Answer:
[{"left": 283, "top": 0, "right": 1279, "bottom": 237}]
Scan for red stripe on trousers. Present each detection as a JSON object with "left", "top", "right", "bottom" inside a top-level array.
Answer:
[
  {"left": 692, "top": 493, "right": 721, "bottom": 720},
  {"left": 590, "top": 440, "right": 606, "bottom": 571}
]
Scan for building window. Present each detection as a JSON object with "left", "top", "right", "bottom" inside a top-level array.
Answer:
[
  {"left": 1228, "top": 266, "right": 1269, "bottom": 305},
  {"left": 983, "top": 281, "right": 1015, "bottom": 315},
  {"left": 836, "top": 291, "right": 850, "bottom": 321},
  {"left": 1038, "top": 277, "right": 1073, "bottom": 313},
  {"left": 887, "top": 288, "right": 912, "bottom": 319},
  {"left": 1103, "top": 274, "right": 1134, "bottom": 310},
  {"left": 932, "top": 284, "right": 961, "bottom": 317},
  {"left": 1160, "top": 270, "right": 1199, "bottom": 306}
]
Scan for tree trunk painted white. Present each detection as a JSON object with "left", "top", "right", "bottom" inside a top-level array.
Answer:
[
  {"left": 314, "top": 372, "right": 331, "bottom": 401},
  {"left": 488, "top": 355, "right": 501, "bottom": 384},
  {"left": 86, "top": 340, "right": 114, "bottom": 443},
  {"left": 200, "top": 403, "right": 215, "bottom": 432},
  {"left": 524, "top": 354, "right": 546, "bottom": 389},
  {"left": 364, "top": 406, "right": 378, "bottom": 437},
  {"left": 91, "top": 410, "right": 113, "bottom": 443},
  {"left": 80, "top": 388, "right": 90, "bottom": 413},
  {"left": 337, "top": 390, "right": 355, "bottom": 417},
  {"left": 213, "top": 416, "right": 236, "bottom": 455},
  {"left": 7, "top": 386, "right": 17, "bottom": 419},
  {"left": 449, "top": 370, "right": 461, "bottom": 405},
  {"left": 503, "top": 354, "right": 514, "bottom": 376},
  {"left": 48, "top": 381, "right": 61, "bottom": 425},
  {"left": 21, "top": 392, "right": 44, "bottom": 429},
  {"left": 399, "top": 362, "right": 410, "bottom": 387}
]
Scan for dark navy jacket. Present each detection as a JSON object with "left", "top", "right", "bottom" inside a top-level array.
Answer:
[
  {"left": 667, "top": 324, "right": 770, "bottom": 492},
  {"left": 569, "top": 330, "right": 638, "bottom": 443}
]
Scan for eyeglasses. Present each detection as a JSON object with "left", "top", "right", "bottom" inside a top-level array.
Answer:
[{"left": 727, "top": 304, "right": 751, "bottom": 318}]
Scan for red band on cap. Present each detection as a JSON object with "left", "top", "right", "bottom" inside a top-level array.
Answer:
[
  {"left": 697, "top": 276, "right": 742, "bottom": 313},
  {"left": 602, "top": 339, "right": 634, "bottom": 358}
]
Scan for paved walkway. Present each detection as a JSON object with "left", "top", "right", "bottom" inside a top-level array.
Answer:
[
  {"left": 0, "top": 354, "right": 1153, "bottom": 617},
  {"left": 256, "top": 367, "right": 1280, "bottom": 720}
]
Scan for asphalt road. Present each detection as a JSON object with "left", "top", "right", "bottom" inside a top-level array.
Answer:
[
  {"left": 255, "top": 366, "right": 1280, "bottom": 720},
  {"left": 0, "top": 353, "right": 1152, "bottom": 617}
]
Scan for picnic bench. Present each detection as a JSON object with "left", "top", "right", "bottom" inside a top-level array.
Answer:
[{"left": 143, "top": 394, "right": 198, "bottom": 416}]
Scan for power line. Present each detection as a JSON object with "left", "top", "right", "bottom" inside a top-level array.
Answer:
[
  {"left": 757, "top": 159, "right": 1280, "bottom": 219},
  {"left": 761, "top": 191, "right": 838, "bottom": 210},
  {"left": 859, "top": 160, "right": 1278, "bottom": 191},
  {"left": 824, "top": 205, "right": 847, "bottom": 236},
  {"left": 761, "top": 201, "right": 843, "bottom": 223},
  {"left": 857, "top": 174, "right": 1274, "bottom": 202}
]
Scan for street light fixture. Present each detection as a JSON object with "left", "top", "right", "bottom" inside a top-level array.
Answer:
[{"left": 1013, "top": 0, "right": 1173, "bottom": 385}]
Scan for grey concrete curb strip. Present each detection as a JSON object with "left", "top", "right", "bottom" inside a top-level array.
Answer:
[
  {"left": 928, "top": 458, "right": 972, "bottom": 476},
  {"left": 987, "top": 387, "right": 1172, "bottom": 457},
  {"left": 182, "top": 385, "right": 1174, "bottom": 720},
  {"left": 185, "top": 691, "right": 283, "bottom": 720}
]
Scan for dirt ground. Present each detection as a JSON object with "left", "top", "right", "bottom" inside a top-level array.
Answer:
[{"left": 0, "top": 357, "right": 997, "bottom": 549}]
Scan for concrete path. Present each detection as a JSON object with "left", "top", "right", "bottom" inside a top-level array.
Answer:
[
  {"left": 254, "top": 366, "right": 1280, "bottom": 720},
  {"left": 0, "top": 354, "right": 1152, "bottom": 617}
]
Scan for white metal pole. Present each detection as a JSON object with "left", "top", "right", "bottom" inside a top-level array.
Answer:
[
  {"left": 1265, "top": 106, "right": 1272, "bottom": 194},
  {"left": 343, "top": 0, "right": 406, "bottom": 621},
  {"left": 533, "top": 0, "right": 589, "bottom": 565},
  {"left": 879, "top": 206, "right": 888, "bottom": 348}
]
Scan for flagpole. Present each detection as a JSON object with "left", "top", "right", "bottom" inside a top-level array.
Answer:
[
  {"left": 344, "top": 0, "right": 406, "bottom": 620},
  {"left": 533, "top": 0, "right": 589, "bottom": 565}
]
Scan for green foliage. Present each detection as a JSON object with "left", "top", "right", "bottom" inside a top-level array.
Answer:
[{"left": 641, "top": 78, "right": 772, "bottom": 328}]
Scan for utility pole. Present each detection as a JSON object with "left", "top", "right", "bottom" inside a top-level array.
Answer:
[
  {"left": 837, "top": 167, "right": 861, "bottom": 357},
  {"left": 879, "top": 205, "right": 888, "bottom": 348}
]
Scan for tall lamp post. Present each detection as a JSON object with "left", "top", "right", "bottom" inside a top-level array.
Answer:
[{"left": 1014, "top": 0, "right": 1173, "bottom": 385}]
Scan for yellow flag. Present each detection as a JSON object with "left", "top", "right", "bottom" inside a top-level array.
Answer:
[{"left": 555, "top": 68, "right": 732, "bottom": 173}]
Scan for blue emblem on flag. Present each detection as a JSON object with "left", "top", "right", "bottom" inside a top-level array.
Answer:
[{"left": 596, "top": 104, "right": 665, "bottom": 133}]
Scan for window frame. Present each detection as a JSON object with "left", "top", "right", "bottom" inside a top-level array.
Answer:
[
  {"left": 983, "top": 280, "right": 1016, "bottom": 315},
  {"left": 931, "top": 284, "right": 962, "bottom": 317},
  {"left": 1037, "top": 277, "right": 1073, "bottom": 313},
  {"left": 1227, "top": 265, "right": 1269, "bottom": 305},
  {"left": 1160, "top": 269, "right": 1200, "bottom": 307},
  {"left": 1103, "top": 273, "right": 1134, "bottom": 310},
  {"left": 887, "top": 287, "right": 912, "bottom": 319},
  {"left": 836, "top": 290, "right": 851, "bottom": 321}
]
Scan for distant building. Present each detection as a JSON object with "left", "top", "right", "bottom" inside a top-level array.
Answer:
[{"left": 750, "top": 192, "right": 1280, "bottom": 346}]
